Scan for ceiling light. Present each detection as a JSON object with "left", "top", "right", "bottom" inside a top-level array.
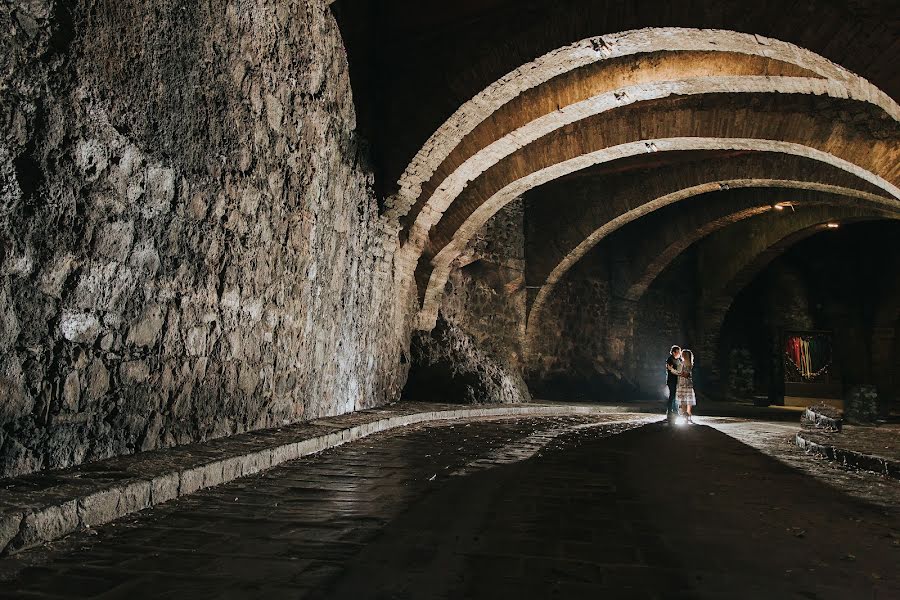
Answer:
[{"left": 826, "top": 223, "right": 839, "bottom": 228}]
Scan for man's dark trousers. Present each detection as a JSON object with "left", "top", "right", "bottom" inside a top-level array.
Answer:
[
  {"left": 665, "top": 354, "right": 682, "bottom": 416},
  {"left": 667, "top": 380, "right": 678, "bottom": 415}
]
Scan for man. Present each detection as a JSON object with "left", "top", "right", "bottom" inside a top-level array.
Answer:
[{"left": 665, "top": 345, "right": 683, "bottom": 419}]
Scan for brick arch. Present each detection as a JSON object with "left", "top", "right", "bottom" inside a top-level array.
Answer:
[
  {"left": 411, "top": 92, "right": 900, "bottom": 329},
  {"left": 694, "top": 210, "right": 900, "bottom": 389},
  {"left": 391, "top": 36, "right": 899, "bottom": 288},
  {"left": 387, "top": 27, "right": 899, "bottom": 223},
  {"left": 617, "top": 192, "right": 894, "bottom": 371},
  {"left": 522, "top": 151, "right": 894, "bottom": 330},
  {"left": 524, "top": 187, "right": 896, "bottom": 367},
  {"left": 383, "top": 26, "right": 900, "bottom": 331},
  {"left": 414, "top": 114, "right": 900, "bottom": 332},
  {"left": 622, "top": 193, "right": 891, "bottom": 305},
  {"left": 379, "top": 24, "right": 900, "bottom": 330},
  {"left": 426, "top": 95, "right": 899, "bottom": 247},
  {"left": 389, "top": 33, "right": 900, "bottom": 320},
  {"left": 404, "top": 79, "right": 868, "bottom": 254}
]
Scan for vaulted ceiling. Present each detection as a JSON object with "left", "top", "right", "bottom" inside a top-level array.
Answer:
[{"left": 332, "top": 0, "right": 900, "bottom": 334}]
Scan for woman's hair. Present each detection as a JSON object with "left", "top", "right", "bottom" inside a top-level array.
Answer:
[{"left": 682, "top": 349, "right": 694, "bottom": 370}]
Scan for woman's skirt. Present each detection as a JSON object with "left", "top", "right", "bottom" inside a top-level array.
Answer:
[{"left": 676, "top": 378, "right": 696, "bottom": 405}]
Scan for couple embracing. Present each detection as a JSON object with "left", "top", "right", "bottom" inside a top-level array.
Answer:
[{"left": 665, "top": 345, "right": 696, "bottom": 424}]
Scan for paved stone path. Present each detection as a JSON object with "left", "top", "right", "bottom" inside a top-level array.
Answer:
[
  {"left": 0, "top": 402, "right": 661, "bottom": 556},
  {"left": 1, "top": 415, "right": 898, "bottom": 599}
]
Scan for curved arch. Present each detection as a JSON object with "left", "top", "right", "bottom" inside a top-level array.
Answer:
[
  {"left": 427, "top": 95, "right": 900, "bottom": 248},
  {"left": 529, "top": 182, "right": 892, "bottom": 323},
  {"left": 521, "top": 151, "right": 886, "bottom": 288},
  {"left": 524, "top": 151, "right": 898, "bottom": 322},
  {"left": 625, "top": 207, "right": 790, "bottom": 302},
  {"left": 416, "top": 129, "right": 900, "bottom": 330},
  {"left": 624, "top": 194, "right": 892, "bottom": 304},
  {"left": 404, "top": 77, "right": 875, "bottom": 251},
  {"left": 388, "top": 27, "right": 900, "bottom": 220},
  {"left": 523, "top": 206, "right": 896, "bottom": 392},
  {"left": 716, "top": 218, "right": 894, "bottom": 302},
  {"left": 525, "top": 188, "right": 897, "bottom": 364},
  {"left": 694, "top": 211, "right": 900, "bottom": 387}
]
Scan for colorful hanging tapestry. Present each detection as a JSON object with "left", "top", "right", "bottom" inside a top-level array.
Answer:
[{"left": 784, "top": 333, "right": 831, "bottom": 381}]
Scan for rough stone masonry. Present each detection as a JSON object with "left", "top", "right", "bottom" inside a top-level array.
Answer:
[{"left": 0, "top": 0, "right": 413, "bottom": 477}]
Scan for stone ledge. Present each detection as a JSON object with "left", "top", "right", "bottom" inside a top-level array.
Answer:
[
  {"left": 0, "top": 402, "right": 645, "bottom": 557},
  {"left": 803, "top": 406, "right": 843, "bottom": 432},
  {"left": 794, "top": 431, "right": 900, "bottom": 480}
]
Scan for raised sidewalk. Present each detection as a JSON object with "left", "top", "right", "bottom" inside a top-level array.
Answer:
[
  {"left": 795, "top": 424, "right": 900, "bottom": 479},
  {"left": 0, "top": 401, "right": 655, "bottom": 557}
]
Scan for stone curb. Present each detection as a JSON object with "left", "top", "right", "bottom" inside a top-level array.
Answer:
[
  {"left": 803, "top": 407, "right": 843, "bottom": 432},
  {"left": 794, "top": 431, "right": 900, "bottom": 480},
  {"left": 0, "top": 403, "right": 645, "bottom": 557}
]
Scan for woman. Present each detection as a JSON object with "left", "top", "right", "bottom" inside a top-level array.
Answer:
[{"left": 676, "top": 349, "right": 697, "bottom": 423}]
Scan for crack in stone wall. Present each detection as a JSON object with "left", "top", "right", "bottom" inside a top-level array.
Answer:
[{"left": 0, "top": 0, "right": 413, "bottom": 477}]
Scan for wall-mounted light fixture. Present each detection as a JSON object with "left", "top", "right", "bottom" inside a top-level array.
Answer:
[{"left": 826, "top": 222, "right": 840, "bottom": 229}]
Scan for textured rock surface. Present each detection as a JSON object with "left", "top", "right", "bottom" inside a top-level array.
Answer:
[
  {"left": 441, "top": 200, "right": 526, "bottom": 369},
  {"left": 527, "top": 243, "right": 668, "bottom": 401},
  {"left": 402, "top": 200, "right": 529, "bottom": 405},
  {"left": 404, "top": 316, "right": 530, "bottom": 405},
  {"left": 0, "top": 0, "right": 411, "bottom": 476},
  {"left": 844, "top": 385, "right": 879, "bottom": 424},
  {"left": 726, "top": 348, "right": 755, "bottom": 399},
  {"left": 526, "top": 270, "right": 636, "bottom": 400}
]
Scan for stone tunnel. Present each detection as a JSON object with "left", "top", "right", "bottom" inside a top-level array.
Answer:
[{"left": 1, "top": 1, "right": 899, "bottom": 597}]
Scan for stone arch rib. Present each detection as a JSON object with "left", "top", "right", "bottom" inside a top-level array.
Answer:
[
  {"left": 528, "top": 181, "right": 896, "bottom": 338},
  {"left": 387, "top": 27, "right": 900, "bottom": 222},
  {"left": 416, "top": 135, "right": 900, "bottom": 330},
  {"left": 384, "top": 29, "right": 900, "bottom": 338},
  {"left": 403, "top": 77, "right": 879, "bottom": 253},
  {"left": 582, "top": 192, "right": 896, "bottom": 373}
]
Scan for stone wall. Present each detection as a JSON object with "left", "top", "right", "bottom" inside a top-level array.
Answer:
[
  {"left": 719, "top": 263, "right": 814, "bottom": 400},
  {"left": 0, "top": 0, "right": 411, "bottom": 477},
  {"left": 403, "top": 200, "right": 530, "bottom": 404},
  {"left": 630, "top": 252, "right": 698, "bottom": 398},
  {"left": 441, "top": 199, "right": 526, "bottom": 369},
  {"left": 526, "top": 246, "right": 646, "bottom": 401}
]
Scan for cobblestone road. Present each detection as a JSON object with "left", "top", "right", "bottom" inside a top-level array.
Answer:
[{"left": 1, "top": 414, "right": 898, "bottom": 599}]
